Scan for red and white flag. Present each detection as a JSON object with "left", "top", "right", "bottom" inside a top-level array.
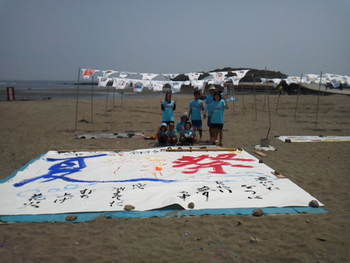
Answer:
[{"left": 81, "top": 68, "right": 98, "bottom": 79}]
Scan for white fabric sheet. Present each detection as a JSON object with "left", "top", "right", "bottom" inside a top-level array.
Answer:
[
  {"left": 0, "top": 148, "right": 323, "bottom": 216},
  {"left": 277, "top": 136, "right": 350, "bottom": 143}
]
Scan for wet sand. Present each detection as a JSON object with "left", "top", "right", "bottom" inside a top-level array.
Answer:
[{"left": 0, "top": 93, "right": 349, "bottom": 262}]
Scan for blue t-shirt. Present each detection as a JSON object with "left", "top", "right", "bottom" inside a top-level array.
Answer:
[
  {"left": 189, "top": 99, "right": 203, "bottom": 120},
  {"left": 205, "top": 95, "right": 214, "bottom": 117},
  {"left": 162, "top": 100, "right": 175, "bottom": 122},
  {"left": 167, "top": 129, "right": 177, "bottom": 137},
  {"left": 158, "top": 129, "right": 168, "bottom": 137},
  {"left": 176, "top": 122, "right": 185, "bottom": 134},
  {"left": 210, "top": 99, "right": 226, "bottom": 124},
  {"left": 183, "top": 128, "right": 195, "bottom": 138}
]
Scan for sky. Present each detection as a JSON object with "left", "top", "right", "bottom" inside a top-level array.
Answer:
[{"left": 0, "top": 0, "right": 349, "bottom": 81}]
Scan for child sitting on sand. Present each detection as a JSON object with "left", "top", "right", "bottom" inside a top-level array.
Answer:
[
  {"left": 180, "top": 121, "right": 195, "bottom": 145},
  {"left": 167, "top": 121, "right": 178, "bottom": 145},
  {"left": 157, "top": 123, "right": 168, "bottom": 146},
  {"left": 176, "top": 113, "right": 188, "bottom": 136}
]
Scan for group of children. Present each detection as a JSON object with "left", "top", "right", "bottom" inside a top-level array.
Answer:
[{"left": 157, "top": 85, "right": 228, "bottom": 146}]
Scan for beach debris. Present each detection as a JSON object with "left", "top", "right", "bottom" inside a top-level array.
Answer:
[
  {"left": 309, "top": 200, "right": 320, "bottom": 208},
  {"left": 0, "top": 238, "right": 7, "bottom": 247},
  {"left": 316, "top": 237, "right": 327, "bottom": 242},
  {"left": 273, "top": 170, "right": 286, "bottom": 178},
  {"left": 144, "top": 134, "right": 157, "bottom": 140},
  {"left": 254, "top": 145, "right": 276, "bottom": 151},
  {"left": 249, "top": 236, "right": 260, "bottom": 243},
  {"left": 124, "top": 204, "right": 135, "bottom": 211},
  {"left": 183, "top": 232, "right": 191, "bottom": 237},
  {"left": 79, "top": 119, "right": 89, "bottom": 123},
  {"left": 252, "top": 209, "right": 264, "bottom": 217},
  {"left": 254, "top": 150, "right": 267, "bottom": 157},
  {"left": 65, "top": 215, "right": 77, "bottom": 222},
  {"left": 187, "top": 202, "right": 195, "bottom": 209},
  {"left": 77, "top": 132, "right": 144, "bottom": 139},
  {"left": 236, "top": 220, "right": 243, "bottom": 226}
]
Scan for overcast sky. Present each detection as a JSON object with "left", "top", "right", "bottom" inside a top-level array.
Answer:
[{"left": 0, "top": 0, "right": 349, "bottom": 80}]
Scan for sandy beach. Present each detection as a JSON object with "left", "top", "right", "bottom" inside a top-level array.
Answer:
[{"left": 0, "top": 92, "right": 349, "bottom": 262}]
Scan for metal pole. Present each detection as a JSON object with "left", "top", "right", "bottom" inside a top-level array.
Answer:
[
  {"left": 294, "top": 73, "right": 303, "bottom": 121},
  {"left": 90, "top": 76, "right": 94, "bottom": 123},
  {"left": 315, "top": 71, "right": 323, "bottom": 127},
  {"left": 74, "top": 67, "right": 81, "bottom": 131}
]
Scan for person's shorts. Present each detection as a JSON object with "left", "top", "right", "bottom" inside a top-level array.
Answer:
[
  {"left": 210, "top": 123, "right": 224, "bottom": 130},
  {"left": 207, "top": 116, "right": 211, "bottom": 127},
  {"left": 191, "top": 120, "right": 202, "bottom": 129}
]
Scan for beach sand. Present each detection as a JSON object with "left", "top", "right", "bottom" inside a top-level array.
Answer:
[{"left": 0, "top": 92, "right": 349, "bottom": 262}]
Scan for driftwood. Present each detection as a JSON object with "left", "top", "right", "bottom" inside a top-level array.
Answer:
[{"left": 165, "top": 147, "right": 237, "bottom": 152}]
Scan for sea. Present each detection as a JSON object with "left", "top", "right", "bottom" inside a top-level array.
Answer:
[{"left": 0, "top": 80, "right": 153, "bottom": 101}]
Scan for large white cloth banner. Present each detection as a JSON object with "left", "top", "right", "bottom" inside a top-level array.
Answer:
[
  {"left": 151, "top": 81, "right": 165, "bottom": 92},
  {"left": 277, "top": 136, "right": 350, "bottom": 143},
  {"left": 187, "top": 72, "right": 202, "bottom": 81},
  {"left": 209, "top": 72, "right": 226, "bottom": 81},
  {"left": 133, "top": 82, "right": 144, "bottom": 93},
  {"left": 171, "top": 82, "right": 182, "bottom": 93},
  {"left": 119, "top": 72, "right": 128, "bottom": 78},
  {"left": 191, "top": 80, "right": 206, "bottom": 90},
  {"left": 113, "top": 78, "right": 129, "bottom": 90},
  {"left": 81, "top": 68, "right": 99, "bottom": 80},
  {"left": 102, "top": 70, "right": 118, "bottom": 77},
  {"left": 141, "top": 73, "right": 158, "bottom": 80},
  {"left": 97, "top": 77, "right": 112, "bottom": 87},
  {"left": 262, "top": 73, "right": 350, "bottom": 87},
  {"left": 0, "top": 148, "right": 323, "bottom": 216}
]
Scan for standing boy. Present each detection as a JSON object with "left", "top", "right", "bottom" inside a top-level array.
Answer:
[
  {"left": 188, "top": 90, "right": 204, "bottom": 140},
  {"left": 205, "top": 85, "right": 216, "bottom": 141}
]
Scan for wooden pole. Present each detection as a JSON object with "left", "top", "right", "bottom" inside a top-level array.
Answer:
[
  {"left": 294, "top": 73, "right": 303, "bottom": 121},
  {"left": 74, "top": 67, "right": 81, "bottom": 131},
  {"left": 241, "top": 84, "right": 246, "bottom": 113},
  {"left": 315, "top": 72, "right": 323, "bottom": 127},
  {"left": 105, "top": 84, "right": 109, "bottom": 112},
  {"left": 166, "top": 147, "right": 237, "bottom": 152},
  {"left": 266, "top": 95, "right": 272, "bottom": 139},
  {"left": 275, "top": 89, "right": 281, "bottom": 112},
  {"left": 120, "top": 91, "right": 124, "bottom": 107},
  {"left": 90, "top": 76, "right": 94, "bottom": 123},
  {"left": 254, "top": 84, "right": 257, "bottom": 120},
  {"left": 232, "top": 83, "right": 235, "bottom": 112},
  {"left": 113, "top": 87, "right": 116, "bottom": 108}
]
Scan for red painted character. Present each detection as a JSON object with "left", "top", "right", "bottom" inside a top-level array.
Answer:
[{"left": 173, "top": 153, "right": 254, "bottom": 174}]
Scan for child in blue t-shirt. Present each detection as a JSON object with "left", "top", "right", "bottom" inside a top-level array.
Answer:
[
  {"left": 210, "top": 92, "right": 228, "bottom": 146},
  {"left": 167, "top": 121, "right": 178, "bottom": 145},
  {"left": 189, "top": 90, "right": 204, "bottom": 140},
  {"left": 180, "top": 121, "right": 195, "bottom": 145},
  {"left": 205, "top": 85, "right": 216, "bottom": 141},
  {"left": 161, "top": 91, "right": 176, "bottom": 124},
  {"left": 157, "top": 123, "right": 168, "bottom": 146},
  {"left": 176, "top": 113, "right": 188, "bottom": 136}
]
